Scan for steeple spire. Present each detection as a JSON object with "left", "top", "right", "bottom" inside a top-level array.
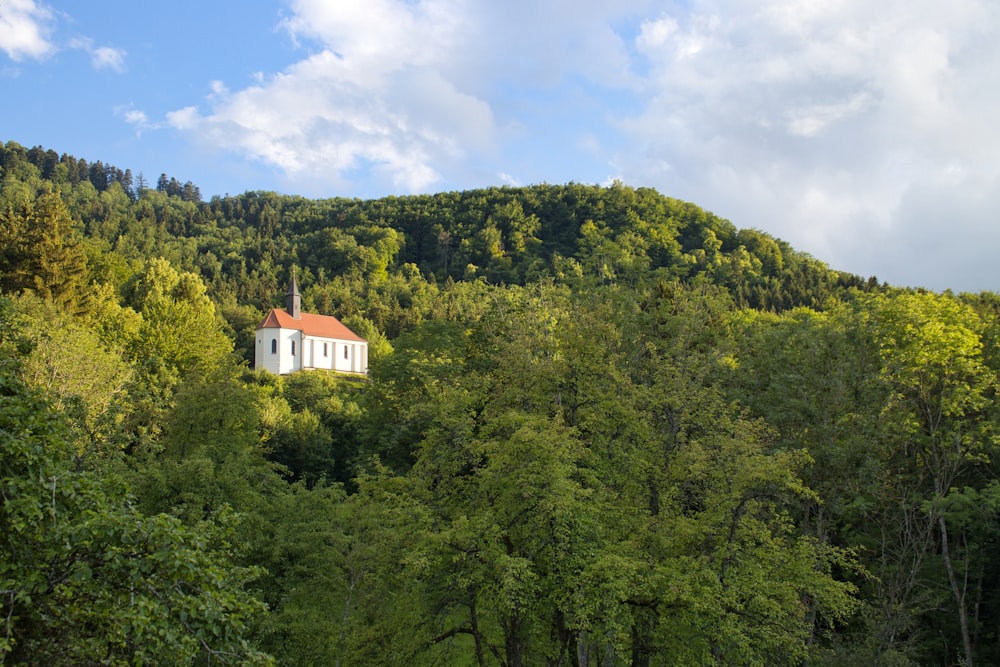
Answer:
[{"left": 286, "top": 271, "right": 301, "bottom": 319}]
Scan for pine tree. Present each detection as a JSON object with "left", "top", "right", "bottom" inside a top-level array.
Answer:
[
  {"left": 121, "top": 168, "right": 135, "bottom": 200},
  {"left": 0, "top": 187, "right": 90, "bottom": 313},
  {"left": 88, "top": 160, "right": 108, "bottom": 192}
]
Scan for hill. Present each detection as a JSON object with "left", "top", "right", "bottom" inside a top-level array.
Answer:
[
  {"left": 2, "top": 140, "right": 876, "bottom": 317},
  {"left": 5, "top": 138, "right": 1000, "bottom": 666}
]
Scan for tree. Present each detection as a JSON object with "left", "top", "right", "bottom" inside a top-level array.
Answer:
[
  {"left": 250, "top": 483, "right": 352, "bottom": 665},
  {"left": 123, "top": 257, "right": 234, "bottom": 378},
  {"left": 614, "top": 284, "right": 861, "bottom": 665},
  {"left": 863, "top": 291, "right": 999, "bottom": 666},
  {"left": 121, "top": 168, "right": 135, "bottom": 200},
  {"left": 0, "top": 185, "right": 90, "bottom": 313},
  {"left": 343, "top": 282, "right": 860, "bottom": 665},
  {"left": 133, "top": 368, "right": 285, "bottom": 525},
  {"left": 728, "top": 304, "right": 894, "bottom": 660},
  {"left": 0, "top": 305, "right": 272, "bottom": 665},
  {"left": 12, "top": 294, "right": 134, "bottom": 464}
]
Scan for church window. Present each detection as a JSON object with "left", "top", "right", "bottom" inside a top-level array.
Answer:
[
  {"left": 324, "top": 342, "right": 328, "bottom": 357},
  {"left": 271, "top": 339, "right": 277, "bottom": 354},
  {"left": 291, "top": 341, "right": 296, "bottom": 356},
  {"left": 344, "top": 345, "right": 349, "bottom": 360}
]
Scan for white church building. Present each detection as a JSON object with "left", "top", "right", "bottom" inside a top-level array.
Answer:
[{"left": 254, "top": 276, "right": 368, "bottom": 375}]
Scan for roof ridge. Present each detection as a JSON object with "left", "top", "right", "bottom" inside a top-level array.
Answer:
[{"left": 257, "top": 307, "right": 366, "bottom": 342}]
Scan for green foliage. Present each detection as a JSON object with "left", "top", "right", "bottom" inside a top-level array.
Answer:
[
  {"left": 123, "top": 257, "right": 233, "bottom": 376},
  {"left": 11, "top": 293, "right": 134, "bottom": 462},
  {"left": 0, "top": 318, "right": 272, "bottom": 665},
  {"left": 730, "top": 290, "right": 1000, "bottom": 665},
  {"left": 250, "top": 483, "right": 353, "bottom": 665},
  {"left": 357, "top": 318, "right": 473, "bottom": 471},
  {"left": 132, "top": 368, "right": 285, "bottom": 523},
  {"left": 335, "top": 283, "right": 861, "bottom": 665},
  {"left": 8, "top": 139, "right": 1000, "bottom": 665},
  {"left": 0, "top": 183, "right": 90, "bottom": 313},
  {"left": 6, "top": 139, "right": 882, "bottom": 325}
]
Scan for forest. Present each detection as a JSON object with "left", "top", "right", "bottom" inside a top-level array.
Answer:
[{"left": 1, "top": 138, "right": 999, "bottom": 666}]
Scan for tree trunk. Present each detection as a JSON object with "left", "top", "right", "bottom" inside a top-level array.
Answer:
[
  {"left": 470, "top": 593, "right": 486, "bottom": 667},
  {"left": 505, "top": 610, "right": 524, "bottom": 667},
  {"left": 939, "top": 516, "right": 974, "bottom": 667}
]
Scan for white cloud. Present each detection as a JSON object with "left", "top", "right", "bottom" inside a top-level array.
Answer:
[
  {"left": 165, "top": 106, "right": 200, "bottom": 131},
  {"left": 157, "top": 0, "right": 1000, "bottom": 290},
  {"left": 0, "top": 0, "right": 55, "bottom": 61},
  {"left": 498, "top": 172, "right": 521, "bottom": 187},
  {"left": 90, "top": 45, "right": 125, "bottom": 72},
  {"left": 166, "top": 0, "right": 647, "bottom": 195},
  {"left": 165, "top": 1, "right": 484, "bottom": 192},
  {"left": 0, "top": 5, "right": 126, "bottom": 72},
  {"left": 68, "top": 37, "right": 126, "bottom": 72},
  {"left": 119, "top": 107, "right": 149, "bottom": 128},
  {"left": 615, "top": 0, "right": 1000, "bottom": 290},
  {"left": 784, "top": 92, "right": 873, "bottom": 138}
]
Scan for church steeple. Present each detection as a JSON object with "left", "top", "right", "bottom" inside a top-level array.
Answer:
[{"left": 286, "top": 272, "right": 301, "bottom": 319}]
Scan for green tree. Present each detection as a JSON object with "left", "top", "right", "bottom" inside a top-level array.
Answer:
[
  {"left": 250, "top": 483, "right": 352, "bottom": 665},
  {"left": 123, "top": 257, "right": 233, "bottom": 377},
  {"left": 133, "top": 368, "right": 285, "bottom": 524},
  {"left": 864, "top": 291, "right": 999, "bottom": 666},
  {"left": 0, "top": 185, "right": 90, "bottom": 312},
  {"left": 346, "top": 282, "right": 859, "bottom": 665},
  {"left": 616, "top": 284, "right": 860, "bottom": 665},
  {"left": 0, "top": 310, "right": 272, "bottom": 665},
  {"left": 729, "top": 304, "right": 892, "bottom": 661},
  {"left": 12, "top": 294, "right": 134, "bottom": 464}
]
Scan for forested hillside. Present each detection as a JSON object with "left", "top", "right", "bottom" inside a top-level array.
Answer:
[{"left": 2, "top": 139, "right": 998, "bottom": 666}]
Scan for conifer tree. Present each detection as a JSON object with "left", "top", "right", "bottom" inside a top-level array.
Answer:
[{"left": 0, "top": 186, "right": 90, "bottom": 313}]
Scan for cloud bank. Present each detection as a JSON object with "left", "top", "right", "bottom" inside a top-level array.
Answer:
[
  {"left": 160, "top": 0, "right": 1000, "bottom": 289},
  {"left": 616, "top": 0, "right": 1000, "bottom": 289},
  {"left": 7, "top": 0, "right": 1000, "bottom": 290}
]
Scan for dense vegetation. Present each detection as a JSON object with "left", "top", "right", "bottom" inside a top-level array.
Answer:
[{"left": 2, "top": 139, "right": 998, "bottom": 665}]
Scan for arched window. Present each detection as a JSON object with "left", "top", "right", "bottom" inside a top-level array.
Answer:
[
  {"left": 344, "top": 345, "right": 349, "bottom": 360},
  {"left": 324, "top": 342, "right": 329, "bottom": 357},
  {"left": 271, "top": 339, "right": 277, "bottom": 354},
  {"left": 291, "top": 340, "right": 296, "bottom": 356}
]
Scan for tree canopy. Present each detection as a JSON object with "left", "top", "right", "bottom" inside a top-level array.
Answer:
[{"left": 2, "top": 138, "right": 999, "bottom": 665}]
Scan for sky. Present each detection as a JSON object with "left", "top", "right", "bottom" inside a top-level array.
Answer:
[{"left": 2, "top": 0, "right": 999, "bottom": 293}]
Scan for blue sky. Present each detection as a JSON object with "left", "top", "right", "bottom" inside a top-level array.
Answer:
[{"left": 2, "top": 0, "right": 1000, "bottom": 293}]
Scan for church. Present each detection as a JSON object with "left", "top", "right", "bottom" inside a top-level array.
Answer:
[{"left": 254, "top": 276, "right": 368, "bottom": 375}]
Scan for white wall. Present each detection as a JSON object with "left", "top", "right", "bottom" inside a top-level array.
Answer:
[
  {"left": 255, "top": 328, "right": 301, "bottom": 374},
  {"left": 256, "top": 329, "right": 369, "bottom": 375},
  {"left": 304, "top": 337, "right": 336, "bottom": 371},
  {"left": 332, "top": 341, "right": 368, "bottom": 374}
]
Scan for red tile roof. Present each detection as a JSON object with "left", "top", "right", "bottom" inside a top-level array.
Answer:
[{"left": 258, "top": 308, "right": 366, "bottom": 342}]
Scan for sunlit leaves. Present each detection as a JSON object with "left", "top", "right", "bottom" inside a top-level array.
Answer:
[
  {"left": 0, "top": 358, "right": 271, "bottom": 665},
  {"left": 123, "top": 257, "right": 233, "bottom": 378}
]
